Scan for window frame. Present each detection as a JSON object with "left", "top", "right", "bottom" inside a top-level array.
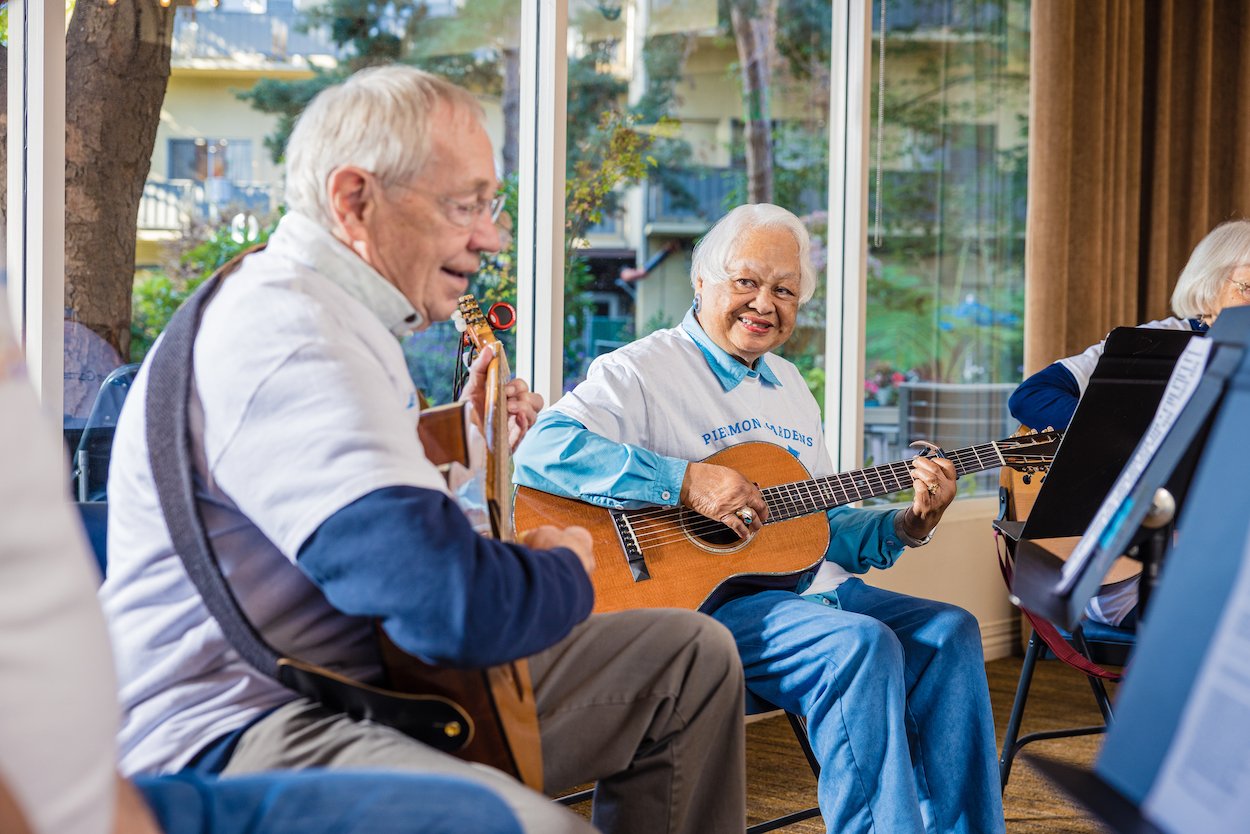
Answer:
[{"left": 7, "top": 0, "right": 68, "bottom": 418}]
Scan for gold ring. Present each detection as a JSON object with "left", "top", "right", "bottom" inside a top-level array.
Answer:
[{"left": 927, "top": 482, "right": 939, "bottom": 496}]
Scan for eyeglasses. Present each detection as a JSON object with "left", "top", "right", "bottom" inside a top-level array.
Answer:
[
  {"left": 427, "top": 190, "right": 505, "bottom": 226},
  {"left": 434, "top": 192, "right": 506, "bottom": 228},
  {"left": 387, "top": 178, "right": 506, "bottom": 229},
  {"left": 1229, "top": 276, "right": 1250, "bottom": 296}
]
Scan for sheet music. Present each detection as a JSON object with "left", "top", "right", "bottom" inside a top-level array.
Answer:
[
  {"left": 1142, "top": 532, "right": 1250, "bottom": 833},
  {"left": 1057, "top": 337, "right": 1213, "bottom": 591}
]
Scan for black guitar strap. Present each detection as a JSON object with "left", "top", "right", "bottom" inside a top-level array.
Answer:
[{"left": 144, "top": 250, "right": 471, "bottom": 750}]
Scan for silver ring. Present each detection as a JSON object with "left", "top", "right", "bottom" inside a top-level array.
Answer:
[{"left": 736, "top": 508, "right": 754, "bottom": 526}]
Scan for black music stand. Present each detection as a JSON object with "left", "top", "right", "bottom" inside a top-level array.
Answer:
[
  {"left": 1007, "top": 325, "right": 1204, "bottom": 628},
  {"left": 1019, "top": 306, "right": 1250, "bottom": 832}
]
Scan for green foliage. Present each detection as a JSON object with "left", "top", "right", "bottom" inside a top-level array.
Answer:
[
  {"left": 130, "top": 220, "right": 276, "bottom": 362},
  {"left": 240, "top": 0, "right": 515, "bottom": 164}
]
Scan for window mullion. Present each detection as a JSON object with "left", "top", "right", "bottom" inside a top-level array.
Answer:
[
  {"left": 824, "top": 0, "right": 872, "bottom": 472},
  {"left": 516, "top": 0, "right": 569, "bottom": 406}
]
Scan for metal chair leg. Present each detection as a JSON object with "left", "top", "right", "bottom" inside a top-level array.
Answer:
[
  {"left": 1071, "top": 627, "right": 1116, "bottom": 724},
  {"left": 1000, "top": 630, "right": 1042, "bottom": 791}
]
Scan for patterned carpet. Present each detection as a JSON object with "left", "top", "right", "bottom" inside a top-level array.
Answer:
[
  {"left": 742, "top": 655, "right": 1115, "bottom": 833},
  {"left": 565, "top": 654, "right": 1117, "bottom": 832}
]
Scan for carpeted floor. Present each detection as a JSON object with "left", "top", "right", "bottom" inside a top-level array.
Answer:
[{"left": 567, "top": 654, "right": 1116, "bottom": 832}]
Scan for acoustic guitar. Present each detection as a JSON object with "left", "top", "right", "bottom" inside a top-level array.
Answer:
[
  {"left": 376, "top": 295, "right": 543, "bottom": 791},
  {"left": 514, "top": 431, "right": 1062, "bottom": 614}
]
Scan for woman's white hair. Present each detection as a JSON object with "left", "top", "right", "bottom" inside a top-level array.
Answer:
[
  {"left": 690, "top": 203, "right": 817, "bottom": 303},
  {"left": 284, "top": 65, "right": 484, "bottom": 229},
  {"left": 1171, "top": 219, "right": 1250, "bottom": 318}
]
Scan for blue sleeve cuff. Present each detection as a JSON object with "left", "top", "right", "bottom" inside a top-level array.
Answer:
[
  {"left": 823, "top": 505, "right": 905, "bottom": 573},
  {"left": 514, "top": 410, "right": 689, "bottom": 510}
]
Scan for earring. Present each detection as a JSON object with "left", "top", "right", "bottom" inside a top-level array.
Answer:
[{"left": 692, "top": 294, "right": 701, "bottom": 314}]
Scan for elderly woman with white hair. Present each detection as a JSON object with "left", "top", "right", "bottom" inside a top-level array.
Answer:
[
  {"left": 1009, "top": 218, "right": 1250, "bottom": 627},
  {"left": 515, "top": 203, "right": 1006, "bottom": 834}
]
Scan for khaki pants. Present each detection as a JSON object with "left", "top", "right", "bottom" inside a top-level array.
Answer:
[{"left": 223, "top": 609, "right": 747, "bottom": 834}]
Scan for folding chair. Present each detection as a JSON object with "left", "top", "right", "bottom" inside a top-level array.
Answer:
[{"left": 993, "top": 465, "right": 1136, "bottom": 791}]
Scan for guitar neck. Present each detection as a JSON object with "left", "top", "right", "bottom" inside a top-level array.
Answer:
[{"left": 764, "top": 441, "right": 1004, "bottom": 523}]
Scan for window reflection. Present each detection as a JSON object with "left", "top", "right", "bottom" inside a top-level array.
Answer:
[
  {"left": 864, "top": 0, "right": 1029, "bottom": 498},
  {"left": 563, "top": 0, "right": 832, "bottom": 404}
]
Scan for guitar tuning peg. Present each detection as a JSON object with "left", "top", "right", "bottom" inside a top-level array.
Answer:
[{"left": 451, "top": 310, "right": 467, "bottom": 333}]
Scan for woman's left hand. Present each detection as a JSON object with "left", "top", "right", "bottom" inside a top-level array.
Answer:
[{"left": 905, "top": 445, "right": 957, "bottom": 539}]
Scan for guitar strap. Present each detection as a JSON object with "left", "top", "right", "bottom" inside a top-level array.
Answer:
[{"left": 144, "top": 249, "right": 475, "bottom": 752}]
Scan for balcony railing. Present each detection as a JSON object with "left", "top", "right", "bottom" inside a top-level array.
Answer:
[
  {"left": 139, "top": 179, "right": 277, "bottom": 233},
  {"left": 172, "top": 0, "right": 339, "bottom": 63},
  {"left": 645, "top": 168, "right": 739, "bottom": 226}
]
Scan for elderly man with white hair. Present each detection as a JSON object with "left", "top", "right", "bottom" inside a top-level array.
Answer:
[
  {"left": 515, "top": 203, "right": 1006, "bottom": 834},
  {"left": 100, "top": 65, "right": 745, "bottom": 834}
]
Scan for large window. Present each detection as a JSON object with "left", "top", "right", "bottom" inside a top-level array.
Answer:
[
  {"left": 863, "top": 0, "right": 1029, "bottom": 497},
  {"left": 562, "top": 0, "right": 833, "bottom": 412},
  {"left": 37, "top": 0, "right": 1029, "bottom": 504}
]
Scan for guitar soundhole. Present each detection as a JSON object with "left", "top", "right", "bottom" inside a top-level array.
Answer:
[{"left": 681, "top": 509, "right": 749, "bottom": 551}]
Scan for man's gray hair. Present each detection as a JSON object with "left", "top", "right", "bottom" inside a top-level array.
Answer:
[
  {"left": 1171, "top": 219, "right": 1250, "bottom": 318},
  {"left": 690, "top": 204, "right": 818, "bottom": 304},
  {"left": 284, "top": 65, "right": 484, "bottom": 229}
]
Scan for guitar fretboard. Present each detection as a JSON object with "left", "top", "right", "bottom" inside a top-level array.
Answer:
[{"left": 763, "top": 441, "right": 1002, "bottom": 523}]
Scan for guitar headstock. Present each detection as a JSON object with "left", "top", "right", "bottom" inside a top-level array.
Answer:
[
  {"left": 455, "top": 294, "right": 500, "bottom": 354},
  {"left": 993, "top": 428, "right": 1063, "bottom": 474}
]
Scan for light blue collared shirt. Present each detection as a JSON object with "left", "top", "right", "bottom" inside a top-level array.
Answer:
[{"left": 680, "top": 308, "right": 784, "bottom": 390}]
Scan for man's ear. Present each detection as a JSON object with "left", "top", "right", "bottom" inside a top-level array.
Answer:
[{"left": 326, "top": 166, "right": 373, "bottom": 248}]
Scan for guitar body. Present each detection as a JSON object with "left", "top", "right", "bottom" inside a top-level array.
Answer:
[
  {"left": 515, "top": 442, "right": 831, "bottom": 614},
  {"left": 376, "top": 634, "right": 540, "bottom": 788}
]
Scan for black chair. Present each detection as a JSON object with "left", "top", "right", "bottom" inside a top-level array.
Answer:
[
  {"left": 994, "top": 474, "right": 1136, "bottom": 791},
  {"left": 72, "top": 363, "right": 140, "bottom": 502},
  {"left": 76, "top": 500, "right": 110, "bottom": 577},
  {"left": 997, "top": 617, "right": 1134, "bottom": 789}
]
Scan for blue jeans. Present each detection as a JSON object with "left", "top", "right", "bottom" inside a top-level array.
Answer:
[
  {"left": 136, "top": 769, "right": 523, "bottom": 834},
  {"left": 714, "top": 578, "right": 1005, "bottom": 834}
]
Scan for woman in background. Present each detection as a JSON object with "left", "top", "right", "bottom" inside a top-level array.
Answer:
[{"left": 1009, "top": 219, "right": 1250, "bottom": 626}]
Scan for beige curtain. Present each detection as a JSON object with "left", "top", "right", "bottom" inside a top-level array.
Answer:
[{"left": 1025, "top": 0, "right": 1250, "bottom": 373}]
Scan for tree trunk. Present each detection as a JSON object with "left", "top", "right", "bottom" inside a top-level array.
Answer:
[
  {"left": 730, "top": 0, "right": 778, "bottom": 205},
  {"left": 501, "top": 46, "right": 520, "bottom": 179},
  {"left": 65, "top": 1, "right": 176, "bottom": 360}
]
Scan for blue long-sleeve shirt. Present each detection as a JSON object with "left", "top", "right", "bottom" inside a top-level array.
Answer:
[
  {"left": 1007, "top": 362, "right": 1081, "bottom": 430},
  {"left": 297, "top": 485, "right": 593, "bottom": 668}
]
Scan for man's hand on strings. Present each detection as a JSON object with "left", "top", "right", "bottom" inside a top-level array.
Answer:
[
  {"left": 462, "top": 345, "right": 544, "bottom": 451},
  {"left": 522, "top": 524, "right": 595, "bottom": 576},
  {"left": 905, "top": 442, "right": 957, "bottom": 540},
  {"left": 680, "top": 462, "right": 767, "bottom": 539}
]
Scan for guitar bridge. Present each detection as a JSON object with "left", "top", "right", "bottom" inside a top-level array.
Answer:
[{"left": 611, "top": 511, "right": 649, "bottom": 582}]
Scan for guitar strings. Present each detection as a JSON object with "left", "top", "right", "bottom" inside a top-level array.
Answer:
[
  {"left": 619, "top": 447, "right": 995, "bottom": 550},
  {"left": 618, "top": 445, "right": 1056, "bottom": 550},
  {"left": 598, "top": 439, "right": 1058, "bottom": 551}
]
